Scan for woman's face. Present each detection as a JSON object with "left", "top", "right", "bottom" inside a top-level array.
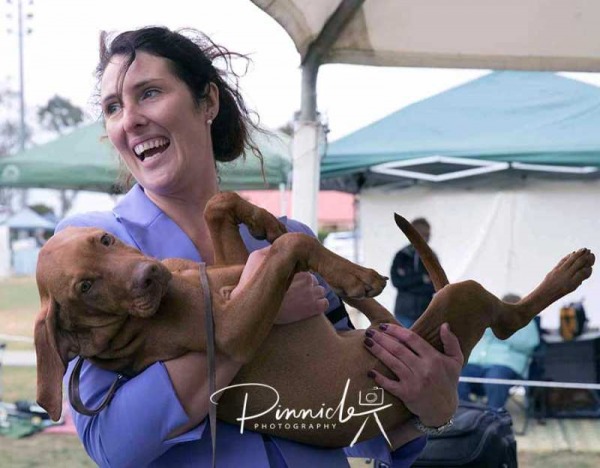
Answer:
[{"left": 100, "top": 51, "right": 219, "bottom": 197}]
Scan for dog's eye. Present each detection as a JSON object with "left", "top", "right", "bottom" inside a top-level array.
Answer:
[
  {"left": 80, "top": 280, "right": 93, "bottom": 293},
  {"left": 100, "top": 234, "right": 112, "bottom": 246}
]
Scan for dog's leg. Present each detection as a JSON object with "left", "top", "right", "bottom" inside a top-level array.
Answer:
[
  {"left": 409, "top": 249, "right": 594, "bottom": 364},
  {"left": 394, "top": 213, "right": 594, "bottom": 360},
  {"left": 213, "top": 233, "right": 387, "bottom": 363},
  {"left": 345, "top": 297, "right": 400, "bottom": 328},
  {"left": 494, "top": 248, "right": 594, "bottom": 338},
  {"left": 204, "top": 192, "right": 287, "bottom": 265}
]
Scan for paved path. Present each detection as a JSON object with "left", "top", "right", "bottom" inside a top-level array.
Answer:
[
  {"left": 1, "top": 350, "right": 36, "bottom": 366},
  {"left": 507, "top": 397, "right": 600, "bottom": 453}
]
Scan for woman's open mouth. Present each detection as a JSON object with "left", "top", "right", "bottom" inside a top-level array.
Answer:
[{"left": 133, "top": 137, "right": 171, "bottom": 162}]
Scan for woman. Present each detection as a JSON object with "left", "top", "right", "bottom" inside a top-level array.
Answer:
[{"left": 58, "top": 26, "right": 463, "bottom": 467}]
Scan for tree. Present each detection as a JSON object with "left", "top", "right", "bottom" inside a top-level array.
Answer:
[
  {"left": 37, "top": 95, "right": 84, "bottom": 135},
  {"left": 0, "top": 86, "right": 30, "bottom": 157},
  {"left": 37, "top": 95, "right": 86, "bottom": 216},
  {"left": 0, "top": 85, "right": 32, "bottom": 209},
  {"left": 29, "top": 203, "right": 55, "bottom": 217}
]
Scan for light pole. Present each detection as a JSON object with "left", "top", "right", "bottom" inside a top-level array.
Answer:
[
  {"left": 5, "top": 0, "right": 33, "bottom": 152},
  {"left": 5, "top": 0, "right": 33, "bottom": 210}
]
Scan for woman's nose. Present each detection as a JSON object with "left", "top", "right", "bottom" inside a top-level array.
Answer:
[{"left": 122, "top": 105, "right": 149, "bottom": 132}]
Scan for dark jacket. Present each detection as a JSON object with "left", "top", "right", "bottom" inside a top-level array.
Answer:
[{"left": 391, "top": 245, "right": 436, "bottom": 320}]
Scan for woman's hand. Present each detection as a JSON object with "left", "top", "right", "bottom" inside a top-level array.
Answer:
[
  {"left": 276, "top": 272, "right": 329, "bottom": 324},
  {"left": 364, "top": 323, "right": 463, "bottom": 429}
]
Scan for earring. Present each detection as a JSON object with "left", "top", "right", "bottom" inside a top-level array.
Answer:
[{"left": 207, "top": 117, "right": 213, "bottom": 125}]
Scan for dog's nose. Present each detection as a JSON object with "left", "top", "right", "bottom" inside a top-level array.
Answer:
[{"left": 132, "top": 262, "right": 160, "bottom": 291}]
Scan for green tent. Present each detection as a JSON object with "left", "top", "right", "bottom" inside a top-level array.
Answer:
[
  {"left": 0, "top": 122, "right": 291, "bottom": 192},
  {"left": 322, "top": 72, "right": 600, "bottom": 192}
]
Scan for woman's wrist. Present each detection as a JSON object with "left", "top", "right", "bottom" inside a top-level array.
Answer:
[{"left": 388, "top": 418, "right": 425, "bottom": 450}]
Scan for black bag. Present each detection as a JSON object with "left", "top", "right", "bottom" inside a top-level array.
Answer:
[{"left": 413, "top": 401, "right": 517, "bottom": 467}]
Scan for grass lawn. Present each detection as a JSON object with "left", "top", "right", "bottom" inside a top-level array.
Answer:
[
  {"left": 0, "top": 276, "right": 39, "bottom": 339},
  {"left": 1, "top": 366, "right": 36, "bottom": 402},
  {"left": 0, "top": 435, "right": 94, "bottom": 467},
  {"left": 1, "top": 366, "right": 92, "bottom": 466}
]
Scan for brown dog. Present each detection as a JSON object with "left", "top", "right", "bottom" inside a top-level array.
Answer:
[{"left": 34, "top": 192, "right": 594, "bottom": 447}]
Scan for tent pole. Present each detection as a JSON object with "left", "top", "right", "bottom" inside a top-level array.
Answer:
[
  {"left": 278, "top": 182, "right": 287, "bottom": 217},
  {"left": 291, "top": 63, "right": 320, "bottom": 231},
  {"left": 291, "top": 0, "right": 366, "bottom": 231}
]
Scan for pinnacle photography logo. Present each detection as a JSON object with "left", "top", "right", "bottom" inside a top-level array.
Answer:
[{"left": 211, "top": 379, "right": 393, "bottom": 447}]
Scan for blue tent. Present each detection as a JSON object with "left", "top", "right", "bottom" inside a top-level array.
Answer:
[
  {"left": 322, "top": 72, "right": 600, "bottom": 192},
  {"left": 6, "top": 208, "right": 55, "bottom": 230}
]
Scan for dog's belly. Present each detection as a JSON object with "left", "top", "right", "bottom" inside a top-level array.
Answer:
[{"left": 217, "top": 315, "right": 409, "bottom": 447}]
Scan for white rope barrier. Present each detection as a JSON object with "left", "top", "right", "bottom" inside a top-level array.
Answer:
[{"left": 460, "top": 376, "right": 600, "bottom": 391}]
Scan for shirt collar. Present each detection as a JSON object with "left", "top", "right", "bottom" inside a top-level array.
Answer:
[{"left": 113, "top": 184, "right": 202, "bottom": 262}]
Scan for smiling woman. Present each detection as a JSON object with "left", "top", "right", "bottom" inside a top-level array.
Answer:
[
  {"left": 96, "top": 28, "right": 262, "bottom": 200},
  {"left": 45, "top": 26, "right": 463, "bottom": 468}
]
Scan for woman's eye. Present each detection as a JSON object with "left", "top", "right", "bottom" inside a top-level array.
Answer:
[
  {"left": 100, "top": 234, "right": 112, "bottom": 246},
  {"left": 142, "top": 89, "right": 160, "bottom": 100},
  {"left": 80, "top": 281, "right": 93, "bottom": 293},
  {"left": 104, "top": 102, "right": 121, "bottom": 116}
]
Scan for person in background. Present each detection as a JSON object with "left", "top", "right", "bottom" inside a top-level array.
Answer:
[
  {"left": 458, "top": 293, "right": 541, "bottom": 408},
  {"left": 390, "top": 217, "right": 437, "bottom": 328},
  {"left": 55, "top": 27, "right": 463, "bottom": 467}
]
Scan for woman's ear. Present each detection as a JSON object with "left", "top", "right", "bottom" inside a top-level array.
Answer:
[{"left": 205, "top": 82, "right": 220, "bottom": 121}]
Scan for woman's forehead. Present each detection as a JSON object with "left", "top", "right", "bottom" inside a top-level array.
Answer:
[{"left": 100, "top": 52, "right": 173, "bottom": 95}]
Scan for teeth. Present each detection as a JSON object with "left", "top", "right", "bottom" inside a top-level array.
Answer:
[{"left": 133, "top": 137, "right": 170, "bottom": 156}]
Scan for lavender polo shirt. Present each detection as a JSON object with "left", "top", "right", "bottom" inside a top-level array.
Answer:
[{"left": 58, "top": 185, "right": 425, "bottom": 467}]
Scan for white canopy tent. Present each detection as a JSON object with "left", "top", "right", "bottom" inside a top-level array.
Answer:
[
  {"left": 250, "top": 0, "right": 600, "bottom": 231},
  {"left": 360, "top": 177, "right": 600, "bottom": 329}
]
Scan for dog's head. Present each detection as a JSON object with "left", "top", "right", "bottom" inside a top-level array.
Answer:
[{"left": 34, "top": 227, "right": 172, "bottom": 420}]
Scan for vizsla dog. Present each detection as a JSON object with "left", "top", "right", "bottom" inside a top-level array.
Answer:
[{"left": 34, "top": 192, "right": 594, "bottom": 447}]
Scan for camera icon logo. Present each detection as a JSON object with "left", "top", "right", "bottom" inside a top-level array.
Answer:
[{"left": 359, "top": 386, "right": 384, "bottom": 406}]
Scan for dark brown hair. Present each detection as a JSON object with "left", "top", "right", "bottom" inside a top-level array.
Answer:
[{"left": 96, "top": 27, "right": 263, "bottom": 187}]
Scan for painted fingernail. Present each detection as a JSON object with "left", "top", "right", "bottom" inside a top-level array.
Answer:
[
  {"left": 379, "top": 324, "right": 388, "bottom": 331},
  {"left": 364, "top": 337, "right": 374, "bottom": 347},
  {"left": 367, "top": 370, "right": 376, "bottom": 378},
  {"left": 365, "top": 329, "right": 375, "bottom": 338}
]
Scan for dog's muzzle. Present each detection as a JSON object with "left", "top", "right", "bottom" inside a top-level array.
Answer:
[{"left": 130, "top": 261, "right": 172, "bottom": 317}]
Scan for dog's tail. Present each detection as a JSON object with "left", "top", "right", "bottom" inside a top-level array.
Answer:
[{"left": 394, "top": 213, "right": 449, "bottom": 291}]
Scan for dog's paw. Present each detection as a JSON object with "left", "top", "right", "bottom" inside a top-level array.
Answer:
[
  {"left": 545, "top": 248, "right": 595, "bottom": 296},
  {"left": 247, "top": 208, "right": 287, "bottom": 243},
  {"left": 329, "top": 264, "right": 388, "bottom": 299}
]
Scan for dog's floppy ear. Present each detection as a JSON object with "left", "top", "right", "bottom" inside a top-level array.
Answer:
[{"left": 34, "top": 297, "right": 71, "bottom": 421}]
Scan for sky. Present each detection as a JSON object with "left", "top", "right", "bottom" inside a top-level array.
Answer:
[
  {"left": 2, "top": 0, "right": 600, "bottom": 214},
  {"left": 4, "top": 0, "right": 600, "bottom": 140},
  {"left": 0, "top": 0, "right": 488, "bottom": 142}
]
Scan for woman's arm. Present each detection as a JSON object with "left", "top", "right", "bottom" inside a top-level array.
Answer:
[
  {"left": 163, "top": 352, "right": 242, "bottom": 439},
  {"left": 66, "top": 360, "right": 206, "bottom": 467}
]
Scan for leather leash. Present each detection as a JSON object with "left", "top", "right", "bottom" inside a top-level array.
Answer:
[
  {"left": 69, "top": 356, "right": 122, "bottom": 416},
  {"left": 199, "top": 262, "right": 218, "bottom": 468}
]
